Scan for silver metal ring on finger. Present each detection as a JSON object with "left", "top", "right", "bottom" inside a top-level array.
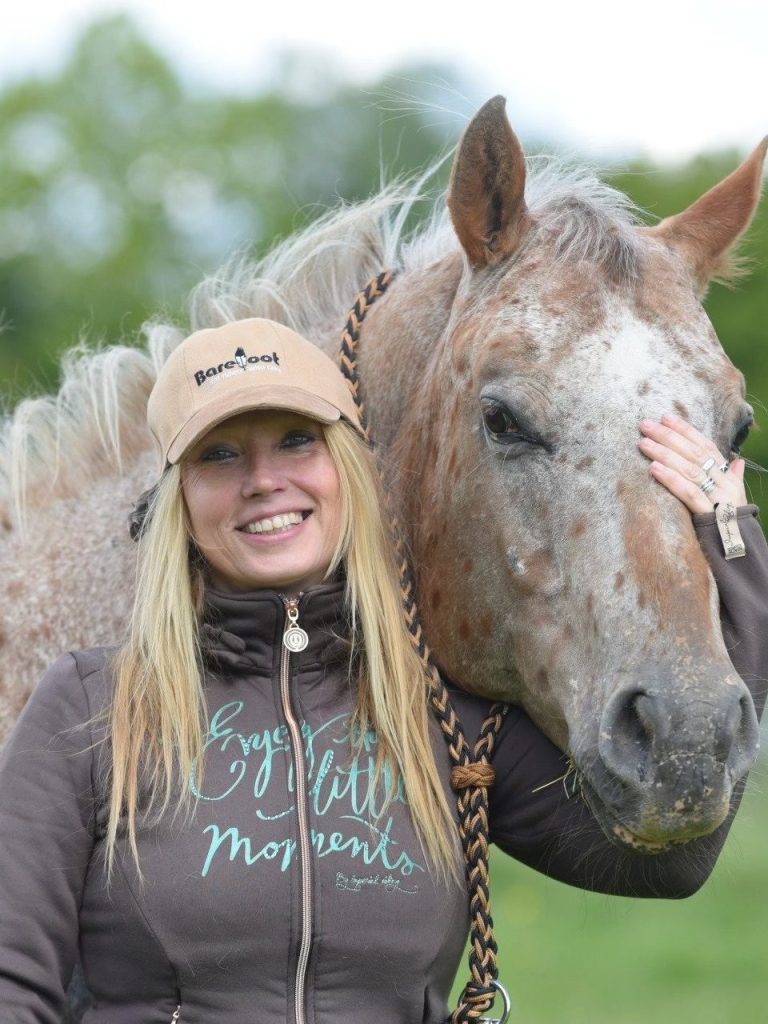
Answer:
[
  {"left": 700, "top": 476, "right": 717, "bottom": 495},
  {"left": 719, "top": 460, "right": 730, "bottom": 474},
  {"left": 701, "top": 456, "right": 716, "bottom": 473}
]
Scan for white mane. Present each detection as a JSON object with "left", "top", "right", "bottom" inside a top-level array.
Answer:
[{"left": 0, "top": 155, "right": 645, "bottom": 520}]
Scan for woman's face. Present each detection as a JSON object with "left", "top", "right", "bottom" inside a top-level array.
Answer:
[{"left": 181, "top": 410, "right": 343, "bottom": 595}]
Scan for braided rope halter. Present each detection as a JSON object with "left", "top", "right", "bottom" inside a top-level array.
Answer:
[{"left": 340, "top": 271, "right": 511, "bottom": 1024}]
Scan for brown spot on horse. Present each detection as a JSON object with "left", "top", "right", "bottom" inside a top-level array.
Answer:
[
  {"left": 622, "top": 499, "right": 713, "bottom": 638},
  {"left": 674, "top": 400, "right": 689, "bottom": 419},
  {"left": 570, "top": 518, "right": 587, "bottom": 538}
]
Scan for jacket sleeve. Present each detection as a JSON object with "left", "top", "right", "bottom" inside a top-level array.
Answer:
[
  {"left": 0, "top": 653, "right": 96, "bottom": 1023},
  {"left": 489, "top": 506, "right": 768, "bottom": 897},
  {"left": 691, "top": 504, "right": 768, "bottom": 716}
]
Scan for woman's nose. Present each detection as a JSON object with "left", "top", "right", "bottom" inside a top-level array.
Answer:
[{"left": 240, "top": 452, "right": 285, "bottom": 496}]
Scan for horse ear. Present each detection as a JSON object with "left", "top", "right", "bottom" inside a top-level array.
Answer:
[
  {"left": 447, "top": 95, "right": 530, "bottom": 269},
  {"left": 650, "top": 137, "right": 767, "bottom": 295}
]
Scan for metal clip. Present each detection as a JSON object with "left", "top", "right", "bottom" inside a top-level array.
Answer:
[{"left": 480, "top": 979, "right": 512, "bottom": 1023}]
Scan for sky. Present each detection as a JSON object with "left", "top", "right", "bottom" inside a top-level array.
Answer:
[{"left": 2, "top": 0, "right": 767, "bottom": 163}]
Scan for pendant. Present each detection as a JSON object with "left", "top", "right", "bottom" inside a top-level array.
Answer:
[
  {"left": 283, "top": 625, "right": 309, "bottom": 653},
  {"left": 283, "top": 601, "right": 309, "bottom": 652}
]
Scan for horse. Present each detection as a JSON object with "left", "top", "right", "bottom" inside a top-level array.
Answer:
[{"left": 1, "top": 96, "right": 765, "bottom": 860}]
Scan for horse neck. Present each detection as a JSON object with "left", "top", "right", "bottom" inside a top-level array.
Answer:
[{"left": 316, "top": 251, "right": 464, "bottom": 449}]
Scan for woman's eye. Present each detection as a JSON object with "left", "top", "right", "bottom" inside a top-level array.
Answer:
[
  {"left": 200, "top": 446, "right": 238, "bottom": 463},
  {"left": 482, "top": 401, "right": 522, "bottom": 439},
  {"left": 281, "top": 431, "right": 316, "bottom": 448}
]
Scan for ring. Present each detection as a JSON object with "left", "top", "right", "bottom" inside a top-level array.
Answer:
[
  {"left": 701, "top": 457, "right": 716, "bottom": 473},
  {"left": 700, "top": 476, "right": 717, "bottom": 495},
  {"left": 719, "top": 460, "right": 730, "bottom": 474}
]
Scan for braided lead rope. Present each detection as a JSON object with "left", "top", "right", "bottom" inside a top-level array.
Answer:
[{"left": 340, "top": 272, "right": 510, "bottom": 1023}]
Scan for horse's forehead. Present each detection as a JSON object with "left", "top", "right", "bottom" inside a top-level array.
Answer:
[
  {"left": 455, "top": 257, "right": 611, "bottom": 352},
  {"left": 574, "top": 307, "right": 738, "bottom": 419},
  {"left": 449, "top": 246, "right": 734, "bottom": 399}
]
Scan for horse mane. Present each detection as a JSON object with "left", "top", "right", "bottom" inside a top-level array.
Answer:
[{"left": 0, "top": 155, "right": 646, "bottom": 521}]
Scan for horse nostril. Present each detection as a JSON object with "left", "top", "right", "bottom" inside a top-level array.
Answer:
[
  {"left": 633, "top": 692, "right": 670, "bottom": 746},
  {"left": 599, "top": 680, "right": 760, "bottom": 792},
  {"left": 724, "top": 692, "right": 761, "bottom": 780},
  {"left": 599, "top": 689, "right": 663, "bottom": 785},
  {"left": 714, "top": 693, "right": 742, "bottom": 763}
]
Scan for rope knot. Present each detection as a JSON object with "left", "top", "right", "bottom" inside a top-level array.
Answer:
[{"left": 451, "top": 762, "right": 496, "bottom": 791}]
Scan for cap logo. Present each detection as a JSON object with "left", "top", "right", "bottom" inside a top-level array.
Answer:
[{"left": 193, "top": 347, "right": 281, "bottom": 387}]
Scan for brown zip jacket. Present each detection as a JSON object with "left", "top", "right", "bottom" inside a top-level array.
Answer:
[{"left": 0, "top": 507, "right": 766, "bottom": 1024}]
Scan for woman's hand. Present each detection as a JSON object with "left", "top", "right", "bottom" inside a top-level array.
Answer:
[{"left": 638, "top": 413, "right": 747, "bottom": 515}]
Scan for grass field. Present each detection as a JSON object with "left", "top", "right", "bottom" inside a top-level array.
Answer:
[{"left": 451, "top": 761, "right": 768, "bottom": 1023}]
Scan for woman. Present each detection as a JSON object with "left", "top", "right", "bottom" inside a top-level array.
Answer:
[{"left": 0, "top": 317, "right": 766, "bottom": 1023}]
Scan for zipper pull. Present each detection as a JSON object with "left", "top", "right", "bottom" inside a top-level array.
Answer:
[
  {"left": 283, "top": 598, "right": 309, "bottom": 653},
  {"left": 170, "top": 1006, "right": 181, "bottom": 1023}
]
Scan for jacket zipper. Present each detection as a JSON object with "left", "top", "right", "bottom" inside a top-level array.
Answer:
[
  {"left": 281, "top": 596, "right": 312, "bottom": 1024},
  {"left": 170, "top": 1006, "right": 181, "bottom": 1022}
]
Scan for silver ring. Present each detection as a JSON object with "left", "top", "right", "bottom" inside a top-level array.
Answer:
[
  {"left": 700, "top": 476, "right": 717, "bottom": 495},
  {"left": 701, "top": 457, "right": 716, "bottom": 473},
  {"left": 479, "top": 979, "right": 512, "bottom": 1024},
  {"left": 719, "top": 460, "right": 730, "bottom": 474}
]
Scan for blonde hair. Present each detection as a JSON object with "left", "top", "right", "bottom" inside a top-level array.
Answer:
[{"left": 105, "top": 419, "right": 459, "bottom": 882}]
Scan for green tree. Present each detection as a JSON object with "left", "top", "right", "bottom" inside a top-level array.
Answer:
[{"left": 0, "top": 15, "right": 462, "bottom": 398}]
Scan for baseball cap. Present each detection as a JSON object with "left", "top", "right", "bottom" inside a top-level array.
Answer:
[{"left": 147, "top": 318, "right": 362, "bottom": 465}]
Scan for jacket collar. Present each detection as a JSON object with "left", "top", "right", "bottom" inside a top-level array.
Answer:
[{"left": 200, "top": 575, "right": 351, "bottom": 678}]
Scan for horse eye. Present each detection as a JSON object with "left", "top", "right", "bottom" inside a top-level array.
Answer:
[
  {"left": 482, "top": 401, "right": 521, "bottom": 439},
  {"left": 731, "top": 412, "right": 754, "bottom": 454}
]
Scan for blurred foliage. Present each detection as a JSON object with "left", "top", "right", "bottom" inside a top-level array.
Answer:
[
  {"left": 0, "top": 15, "right": 463, "bottom": 398},
  {"left": 0, "top": 12, "right": 766, "bottom": 494}
]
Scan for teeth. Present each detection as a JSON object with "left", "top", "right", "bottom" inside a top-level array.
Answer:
[{"left": 243, "top": 511, "right": 304, "bottom": 534}]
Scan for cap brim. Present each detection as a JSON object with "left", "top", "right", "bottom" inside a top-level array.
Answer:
[{"left": 166, "top": 385, "right": 341, "bottom": 464}]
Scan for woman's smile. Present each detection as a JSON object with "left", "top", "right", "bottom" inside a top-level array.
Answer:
[{"left": 238, "top": 510, "right": 310, "bottom": 536}]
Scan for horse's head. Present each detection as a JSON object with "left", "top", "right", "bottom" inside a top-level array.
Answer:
[{"left": 409, "top": 97, "right": 765, "bottom": 851}]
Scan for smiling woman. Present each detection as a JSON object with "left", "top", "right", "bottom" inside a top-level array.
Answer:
[{"left": 181, "top": 410, "right": 343, "bottom": 594}]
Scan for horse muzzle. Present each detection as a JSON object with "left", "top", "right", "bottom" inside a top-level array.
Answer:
[{"left": 579, "top": 667, "right": 760, "bottom": 847}]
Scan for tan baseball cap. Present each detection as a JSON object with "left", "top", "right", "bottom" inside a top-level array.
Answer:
[{"left": 147, "top": 318, "right": 362, "bottom": 465}]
